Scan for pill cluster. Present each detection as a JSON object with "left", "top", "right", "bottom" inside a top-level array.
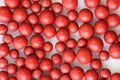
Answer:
[{"left": 0, "top": 0, "right": 120, "bottom": 80}]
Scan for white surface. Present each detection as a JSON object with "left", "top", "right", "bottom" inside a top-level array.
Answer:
[{"left": 0, "top": 0, "right": 120, "bottom": 75}]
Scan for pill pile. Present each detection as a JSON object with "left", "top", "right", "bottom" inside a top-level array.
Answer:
[{"left": 0, "top": 0, "right": 120, "bottom": 80}]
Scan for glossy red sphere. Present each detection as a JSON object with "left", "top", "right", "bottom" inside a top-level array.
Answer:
[
  {"left": 39, "top": 10, "right": 55, "bottom": 25},
  {"left": 3, "top": 34, "right": 13, "bottom": 44},
  {"left": 60, "top": 74, "right": 71, "bottom": 80},
  {"left": 32, "top": 68, "right": 42, "bottom": 79},
  {"left": 78, "top": 9, "right": 93, "bottom": 22},
  {"left": 5, "top": 0, "right": 20, "bottom": 8},
  {"left": 13, "top": 36, "right": 28, "bottom": 50},
  {"left": 0, "top": 57, "right": 8, "bottom": 69},
  {"left": 0, "top": 24, "right": 8, "bottom": 35},
  {"left": 0, "top": 71, "right": 8, "bottom": 80},
  {"left": 88, "top": 37, "right": 103, "bottom": 52},
  {"left": 68, "top": 21, "right": 78, "bottom": 33},
  {"left": 13, "top": 8, "right": 27, "bottom": 22},
  {"left": 16, "top": 67, "right": 32, "bottom": 80},
  {"left": 60, "top": 62, "right": 71, "bottom": 73},
  {"left": 62, "top": 0, "right": 78, "bottom": 10},
  {"left": 0, "top": 43, "right": 9, "bottom": 57},
  {"left": 56, "top": 28, "right": 69, "bottom": 42},
  {"left": 84, "top": 0, "right": 100, "bottom": 8},
  {"left": 95, "top": 5, "right": 109, "bottom": 19},
  {"left": 77, "top": 38, "right": 87, "bottom": 48},
  {"left": 30, "top": 3, "right": 41, "bottom": 13},
  {"left": 111, "top": 73, "right": 120, "bottom": 80},
  {"left": 77, "top": 48, "right": 92, "bottom": 64},
  {"left": 50, "top": 68, "right": 61, "bottom": 79},
  {"left": 24, "top": 46, "right": 34, "bottom": 56},
  {"left": 0, "top": 7, "right": 12, "bottom": 23},
  {"left": 35, "top": 49, "right": 45, "bottom": 59},
  {"left": 9, "top": 49, "right": 19, "bottom": 59},
  {"left": 52, "top": 2, "right": 63, "bottom": 14},
  {"left": 33, "top": 24, "right": 43, "bottom": 34},
  {"left": 43, "top": 42, "right": 53, "bottom": 53},
  {"left": 67, "top": 10, "right": 78, "bottom": 21},
  {"left": 66, "top": 38, "right": 77, "bottom": 48},
  {"left": 51, "top": 54, "right": 62, "bottom": 64},
  {"left": 55, "top": 42, "right": 66, "bottom": 52},
  {"left": 100, "top": 68, "right": 111, "bottom": 79},
  {"left": 15, "top": 57, "right": 25, "bottom": 67},
  {"left": 90, "top": 59, "right": 102, "bottom": 70},
  {"left": 107, "top": 0, "right": 120, "bottom": 10},
  {"left": 70, "top": 66, "right": 84, "bottom": 80},
  {"left": 40, "top": 58, "right": 52, "bottom": 72},
  {"left": 99, "top": 50, "right": 109, "bottom": 61},
  {"left": 40, "top": 0, "right": 52, "bottom": 8},
  {"left": 25, "top": 55, "right": 39, "bottom": 70},
  {"left": 6, "top": 64, "right": 17, "bottom": 74},
  {"left": 79, "top": 23, "right": 94, "bottom": 39},
  {"left": 7, "top": 21, "right": 19, "bottom": 31},
  {"left": 22, "top": 0, "right": 31, "bottom": 8},
  {"left": 30, "top": 35, "right": 44, "bottom": 49}
]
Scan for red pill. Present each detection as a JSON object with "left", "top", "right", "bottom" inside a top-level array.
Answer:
[
  {"left": 7, "top": 21, "right": 19, "bottom": 31},
  {"left": 95, "top": 5, "right": 109, "bottom": 19},
  {"left": 3, "top": 34, "right": 13, "bottom": 44},
  {"left": 35, "top": 49, "right": 45, "bottom": 59},
  {"left": 24, "top": 46, "right": 34, "bottom": 56},
  {"left": 40, "top": 75, "right": 52, "bottom": 80},
  {"left": 111, "top": 73, "right": 120, "bottom": 80},
  {"left": 43, "top": 42, "right": 53, "bottom": 53},
  {"left": 85, "top": 69, "right": 98, "bottom": 80},
  {"left": 15, "top": 57, "right": 25, "bottom": 67},
  {"left": 55, "top": 42, "right": 66, "bottom": 52},
  {"left": 28, "top": 13, "right": 39, "bottom": 25},
  {"left": 56, "top": 28, "right": 69, "bottom": 42},
  {"left": 66, "top": 38, "right": 77, "bottom": 48},
  {"left": 100, "top": 68, "right": 111, "bottom": 79},
  {"left": 9, "top": 49, "right": 19, "bottom": 59},
  {"left": 84, "top": 0, "right": 100, "bottom": 8},
  {"left": 31, "top": 3, "right": 41, "bottom": 13},
  {"left": 54, "top": 15, "right": 68, "bottom": 28},
  {"left": 104, "top": 30, "right": 117, "bottom": 44},
  {"left": 30, "top": 35, "right": 44, "bottom": 49},
  {"left": 8, "top": 76, "right": 17, "bottom": 80},
  {"left": 0, "top": 24, "right": 8, "bottom": 35},
  {"left": 60, "top": 74, "right": 71, "bottom": 80},
  {"left": 68, "top": 21, "right": 78, "bottom": 33},
  {"left": 51, "top": 54, "right": 62, "bottom": 64},
  {"left": 107, "top": 0, "right": 120, "bottom": 10},
  {"left": 0, "top": 43, "right": 9, "bottom": 57},
  {"left": 0, "top": 71, "right": 8, "bottom": 80},
  {"left": 70, "top": 66, "right": 84, "bottom": 80},
  {"left": 33, "top": 24, "right": 43, "bottom": 34},
  {"left": 13, "top": 8, "right": 27, "bottom": 22},
  {"left": 19, "top": 22, "right": 32, "bottom": 36},
  {"left": 32, "top": 0, "right": 39, "bottom": 2},
  {"left": 77, "top": 48, "right": 92, "bottom": 64},
  {"left": 52, "top": 2, "right": 63, "bottom": 14},
  {"left": 107, "top": 14, "right": 120, "bottom": 28},
  {"left": 22, "top": 0, "right": 31, "bottom": 8},
  {"left": 40, "top": 58, "right": 52, "bottom": 72},
  {"left": 62, "top": 0, "right": 78, "bottom": 10},
  {"left": 67, "top": 10, "right": 78, "bottom": 21},
  {"left": 25, "top": 55, "right": 39, "bottom": 70},
  {"left": 109, "top": 43, "right": 120, "bottom": 59},
  {"left": 88, "top": 36, "right": 103, "bottom": 52},
  {"left": 90, "top": 59, "right": 102, "bottom": 70},
  {"left": 16, "top": 67, "right": 32, "bottom": 80},
  {"left": 78, "top": 9, "right": 93, "bottom": 22},
  {"left": 79, "top": 23, "right": 94, "bottom": 39},
  {"left": 6, "top": 64, "right": 17, "bottom": 74},
  {"left": 43, "top": 25, "right": 56, "bottom": 38},
  {"left": 60, "top": 62, "right": 71, "bottom": 73},
  {"left": 32, "top": 68, "right": 42, "bottom": 79},
  {"left": 99, "top": 50, "right": 109, "bottom": 61},
  {"left": 40, "top": 0, "right": 52, "bottom": 8},
  {"left": 50, "top": 68, "right": 61, "bottom": 80},
  {"left": 62, "top": 49, "right": 75, "bottom": 63},
  {"left": 0, "top": 7, "right": 12, "bottom": 23},
  {"left": 94, "top": 20, "right": 108, "bottom": 34},
  {"left": 77, "top": 38, "right": 87, "bottom": 48},
  {"left": 13, "top": 36, "right": 28, "bottom": 50},
  {"left": 0, "top": 57, "right": 8, "bottom": 69},
  {"left": 5, "top": 0, "right": 20, "bottom": 8},
  {"left": 39, "top": 10, "right": 55, "bottom": 25}
]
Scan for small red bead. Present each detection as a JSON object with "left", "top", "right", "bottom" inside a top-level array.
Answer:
[
  {"left": 0, "top": 71, "right": 8, "bottom": 80},
  {"left": 67, "top": 10, "right": 78, "bottom": 21},
  {"left": 111, "top": 73, "right": 120, "bottom": 80},
  {"left": 40, "top": 0, "right": 52, "bottom": 8},
  {"left": 35, "top": 49, "right": 45, "bottom": 59},
  {"left": 0, "top": 43, "right": 9, "bottom": 57},
  {"left": 6, "top": 64, "right": 17, "bottom": 74},
  {"left": 51, "top": 54, "right": 62, "bottom": 64},
  {"left": 100, "top": 68, "right": 111, "bottom": 79},
  {"left": 7, "top": 21, "right": 19, "bottom": 31},
  {"left": 30, "top": 3, "right": 41, "bottom": 13},
  {"left": 84, "top": 0, "right": 100, "bottom": 8},
  {"left": 2, "top": 34, "right": 13, "bottom": 44},
  {"left": 50, "top": 68, "right": 61, "bottom": 80},
  {"left": 68, "top": 21, "right": 78, "bottom": 33},
  {"left": 99, "top": 50, "right": 109, "bottom": 61},
  {"left": 43, "top": 42, "right": 53, "bottom": 53},
  {"left": 24, "top": 46, "right": 34, "bottom": 56},
  {"left": 4, "top": 0, "right": 20, "bottom": 8},
  {"left": 33, "top": 24, "right": 43, "bottom": 34},
  {"left": 15, "top": 57, "right": 25, "bottom": 67},
  {"left": 32, "top": 68, "right": 42, "bottom": 79},
  {"left": 9, "top": 49, "right": 19, "bottom": 59},
  {"left": 60, "top": 62, "right": 71, "bottom": 73},
  {"left": 66, "top": 38, "right": 77, "bottom": 48},
  {"left": 107, "top": 0, "right": 120, "bottom": 10},
  {"left": 90, "top": 59, "right": 102, "bottom": 70},
  {"left": 55, "top": 42, "right": 66, "bottom": 52},
  {"left": 22, "top": 0, "right": 31, "bottom": 8},
  {"left": 0, "top": 57, "right": 8, "bottom": 69},
  {"left": 52, "top": 2, "right": 63, "bottom": 14},
  {"left": 77, "top": 38, "right": 87, "bottom": 48},
  {"left": 0, "top": 24, "right": 8, "bottom": 35}
]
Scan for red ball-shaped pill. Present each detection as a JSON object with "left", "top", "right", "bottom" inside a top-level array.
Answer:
[
  {"left": 40, "top": 0, "right": 52, "bottom": 8},
  {"left": 78, "top": 9, "right": 93, "bottom": 22},
  {"left": 24, "top": 46, "right": 34, "bottom": 56},
  {"left": 55, "top": 42, "right": 66, "bottom": 52},
  {"left": 35, "top": 49, "right": 45, "bottom": 59},
  {"left": 13, "top": 8, "right": 27, "bottom": 22},
  {"left": 13, "top": 36, "right": 28, "bottom": 50},
  {"left": 60, "top": 62, "right": 71, "bottom": 73},
  {"left": 0, "top": 43, "right": 9, "bottom": 57},
  {"left": 5, "top": 0, "right": 20, "bottom": 8},
  {"left": 67, "top": 10, "right": 78, "bottom": 21},
  {"left": 77, "top": 38, "right": 87, "bottom": 48},
  {"left": 99, "top": 50, "right": 109, "bottom": 61},
  {"left": 52, "top": 2, "right": 63, "bottom": 14},
  {"left": 22, "top": 0, "right": 31, "bottom": 8},
  {"left": 95, "top": 5, "right": 109, "bottom": 19},
  {"left": 51, "top": 54, "right": 62, "bottom": 64},
  {"left": 84, "top": 0, "right": 100, "bottom": 8},
  {"left": 30, "top": 3, "right": 41, "bottom": 13},
  {"left": 32, "top": 68, "right": 42, "bottom": 79},
  {"left": 111, "top": 73, "right": 120, "bottom": 80},
  {"left": 16, "top": 67, "right": 32, "bottom": 80},
  {"left": 90, "top": 59, "right": 102, "bottom": 70},
  {"left": 0, "top": 57, "right": 8, "bottom": 69},
  {"left": 62, "top": 49, "right": 76, "bottom": 63},
  {"left": 79, "top": 23, "right": 94, "bottom": 39},
  {"left": 33, "top": 24, "right": 43, "bottom": 34},
  {"left": 39, "top": 10, "right": 55, "bottom": 25},
  {"left": 39, "top": 75, "right": 52, "bottom": 80},
  {"left": 66, "top": 38, "right": 77, "bottom": 48},
  {"left": 25, "top": 55, "right": 39, "bottom": 70},
  {"left": 62, "top": 0, "right": 78, "bottom": 10},
  {"left": 9, "top": 49, "right": 19, "bottom": 59},
  {"left": 88, "top": 37, "right": 103, "bottom": 52},
  {"left": 0, "top": 7, "right": 12, "bottom": 23},
  {"left": 77, "top": 48, "right": 92, "bottom": 64},
  {"left": 30, "top": 35, "right": 44, "bottom": 49},
  {"left": 70, "top": 66, "right": 84, "bottom": 80},
  {"left": 0, "top": 71, "right": 8, "bottom": 80},
  {"left": 43, "top": 42, "right": 53, "bottom": 53},
  {"left": 68, "top": 21, "right": 78, "bottom": 33},
  {"left": 6, "top": 64, "right": 17, "bottom": 74},
  {"left": 56, "top": 28, "right": 69, "bottom": 42},
  {"left": 15, "top": 57, "right": 25, "bottom": 67},
  {"left": 3, "top": 34, "right": 13, "bottom": 44},
  {"left": 7, "top": 21, "right": 19, "bottom": 31},
  {"left": 107, "top": 0, "right": 120, "bottom": 10},
  {"left": 50, "top": 68, "right": 61, "bottom": 80},
  {"left": 100, "top": 68, "right": 111, "bottom": 79},
  {"left": 0, "top": 24, "right": 8, "bottom": 35}
]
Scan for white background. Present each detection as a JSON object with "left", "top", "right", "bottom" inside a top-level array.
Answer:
[{"left": 0, "top": 0, "right": 120, "bottom": 75}]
